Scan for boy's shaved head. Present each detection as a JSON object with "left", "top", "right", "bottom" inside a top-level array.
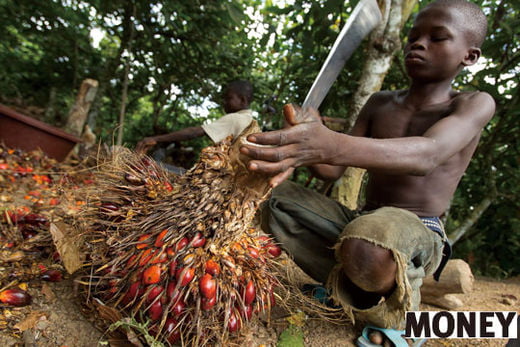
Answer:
[{"left": 424, "top": 0, "right": 487, "bottom": 47}]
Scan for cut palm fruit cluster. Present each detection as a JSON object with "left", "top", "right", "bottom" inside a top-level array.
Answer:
[{"left": 78, "top": 123, "right": 283, "bottom": 346}]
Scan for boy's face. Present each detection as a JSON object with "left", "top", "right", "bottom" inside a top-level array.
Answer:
[
  {"left": 404, "top": 5, "right": 475, "bottom": 81},
  {"left": 223, "top": 90, "right": 245, "bottom": 113}
]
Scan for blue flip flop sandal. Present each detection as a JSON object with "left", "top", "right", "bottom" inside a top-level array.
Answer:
[
  {"left": 301, "top": 283, "right": 340, "bottom": 308},
  {"left": 356, "top": 325, "right": 426, "bottom": 347}
]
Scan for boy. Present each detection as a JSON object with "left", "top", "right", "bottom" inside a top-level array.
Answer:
[
  {"left": 135, "top": 80, "right": 254, "bottom": 153},
  {"left": 241, "top": 0, "right": 495, "bottom": 345}
]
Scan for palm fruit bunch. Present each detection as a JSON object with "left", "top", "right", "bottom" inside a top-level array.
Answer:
[{"left": 78, "top": 123, "right": 283, "bottom": 346}]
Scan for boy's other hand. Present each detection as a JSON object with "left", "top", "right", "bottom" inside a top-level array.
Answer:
[
  {"left": 240, "top": 104, "right": 335, "bottom": 187},
  {"left": 135, "top": 137, "right": 157, "bottom": 154}
]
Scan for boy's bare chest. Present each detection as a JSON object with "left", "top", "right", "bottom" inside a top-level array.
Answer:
[{"left": 369, "top": 102, "right": 451, "bottom": 138}]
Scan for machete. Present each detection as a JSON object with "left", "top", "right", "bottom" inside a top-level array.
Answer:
[{"left": 302, "top": 0, "right": 382, "bottom": 110}]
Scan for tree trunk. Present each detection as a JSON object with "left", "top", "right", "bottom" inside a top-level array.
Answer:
[
  {"left": 64, "top": 79, "right": 99, "bottom": 136},
  {"left": 448, "top": 195, "right": 494, "bottom": 245},
  {"left": 87, "top": 2, "right": 134, "bottom": 134},
  {"left": 332, "top": 0, "right": 417, "bottom": 208},
  {"left": 116, "top": 4, "right": 136, "bottom": 146},
  {"left": 116, "top": 61, "right": 131, "bottom": 146}
]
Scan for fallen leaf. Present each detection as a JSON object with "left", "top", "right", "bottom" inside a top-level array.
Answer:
[
  {"left": 286, "top": 311, "right": 306, "bottom": 327},
  {"left": 49, "top": 222, "right": 83, "bottom": 274},
  {"left": 13, "top": 311, "right": 47, "bottom": 332},
  {"left": 41, "top": 283, "right": 56, "bottom": 302},
  {"left": 95, "top": 300, "right": 123, "bottom": 324}
]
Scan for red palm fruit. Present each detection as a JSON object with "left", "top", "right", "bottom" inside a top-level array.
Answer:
[
  {"left": 244, "top": 280, "right": 256, "bottom": 305},
  {"left": 164, "top": 317, "right": 180, "bottom": 344},
  {"left": 52, "top": 252, "right": 61, "bottom": 262},
  {"left": 231, "top": 242, "right": 244, "bottom": 254},
  {"left": 141, "top": 157, "right": 153, "bottom": 167},
  {"left": 150, "top": 251, "right": 167, "bottom": 264},
  {"left": 204, "top": 259, "right": 221, "bottom": 276},
  {"left": 164, "top": 181, "right": 173, "bottom": 192},
  {"left": 49, "top": 198, "right": 60, "bottom": 206},
  {"left": 175, "top": 237, "right": 189, "bottom": 251},
  {"left": 143, "top": 264, "right": 162, "bottom": 285},
  {"left": 126, "top": 254, "right": 139, "bottom": 269},
  {"left": 168, "top": 260, "right": 178, "bottom": 277},
  {"left": 228, "top": 310, "right": 241, "bottom": 332},
  {"left": 121, "top": 282, "right": 140, "bottom": 305},
  {"left": 199, "top": 274, "right": 217, "bottom": 299},
  {"left": 166, "top": 247, "right": 175, "bottom": 257},
  {"left": 270, "top": 289, "right": 276, "bottom": 307},
  {"left": 190, "top": 232, "right": 206, "bottom": 248},
  {"left": 136, "top": 234, "right": 152, "bottom": 249},
  {"left": 105, "top": 286, "right": 118, "bottom": 300},
  {"left": 166, "top": 281, "right": 179, "bottom": 301},
  {"left": 125, "top": 173, "right": 144, "bottom": 185},
  {"left": 148, "top": 300, "right": 163, "bottom": 321},
  {"left": 182, "top": 253, "right": 195, "bottom": 266},
  {"left": 41, "top": 269, "right": 62, "bottom": 282},
  {"left": 172, "top": 299, "right": 186, "bottom": 317},
  {"left": 222, "top": 256, "right": 236, "bottom": 270},
  {"left": 176, "top": 267, "right": 195, "bottom": 286},
  {"left": 108, "top": 278, "right": 120, "bottom": 288},
  {"left": 155, "top": 229, "right": 168, "bottom": 248},
  {"left": 139, "top": 249, "right": 154, "bottom": 266},
  {"left": 99, "top": 203, "right": 119, "bottom": 212},
  {"left": 256, "top": 235, "right": 270, "bottom": 244},
  {"left": 23, "top": 214, "right": 48, "bottom": 225},
  {"left": 267, "top": 244, "right": 282, "bottom": 257},
  {"left": 0, "top": 288, "right": 32, "bottom": 307},
  {"left": 202, "top": 296, "right": 216, "bottom": 311},
  {"left": 241, "top": 305, "right": 253, "bottom": 321},
  {"left": 147, "top": 285, "right": 164, "bottom": 303},
  {"left": 20, "top": 227, "right": 37, "bottom": 239},
  {"left": 247, "top": 247, "right": 259, "bottom": 259}
]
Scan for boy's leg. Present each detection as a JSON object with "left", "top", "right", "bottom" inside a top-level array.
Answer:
[
  {"left": 261, "top": 180, "right": 358, "bottom": 283},
  {"left": 261, "top": 184, "right": 444, "bottom": 330},
  {"left": 328, "top": 207, "right": 444, "bottom": 329}
]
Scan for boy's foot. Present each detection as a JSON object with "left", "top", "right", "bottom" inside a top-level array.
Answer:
[{"left": 356, "top": 325, "right": 426, "bottom": 347}]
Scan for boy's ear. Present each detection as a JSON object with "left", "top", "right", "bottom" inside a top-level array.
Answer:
[
  {"left": 239, "top": 95, "right": 250, "bottom": 108},
  {"left": 462, "top": 47, "right": 481, "bottom": 66}
]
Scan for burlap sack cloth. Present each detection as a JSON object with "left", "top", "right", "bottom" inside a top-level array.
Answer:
[{"left": 261, "top": 181, "right": 444, "bottom": 329}]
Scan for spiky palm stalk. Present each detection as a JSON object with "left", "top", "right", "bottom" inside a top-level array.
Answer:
[{"left": 79, "top": 124, "right": 283, "bottom": 346}]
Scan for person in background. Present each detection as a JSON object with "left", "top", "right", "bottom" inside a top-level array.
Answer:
[{"left": 135, "top": 80, "right": 254, "bottom": 153}]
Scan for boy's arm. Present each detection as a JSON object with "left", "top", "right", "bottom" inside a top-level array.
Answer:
[
  {"left": 308, "top": 97, "right": 373, "bottom": 181},
  {"left": 135, "top": 126, "right": 206, "bottom": 153},
  {"left": 241, "top": 92, "right": 495, "bottom": 185}
]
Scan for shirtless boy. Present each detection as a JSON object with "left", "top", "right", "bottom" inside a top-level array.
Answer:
[{"left": 241, "top": 0, "right": 495, "bottom": 345}]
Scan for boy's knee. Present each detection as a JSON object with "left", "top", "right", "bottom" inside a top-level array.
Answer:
[{"left": 339, "top": 238, "right": 397, "bottom": 295}]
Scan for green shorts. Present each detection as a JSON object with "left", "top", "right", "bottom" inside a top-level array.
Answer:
[{"left": 261, "top": 181, "right": 445, "bottom": 329}]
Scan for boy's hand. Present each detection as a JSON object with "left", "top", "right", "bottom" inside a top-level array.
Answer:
[
  {"left": 240, "top": 104, "right": 335, "bottom": 187},
  {"left": 135, "top": 137, "right": 157, "bottom": 154}
]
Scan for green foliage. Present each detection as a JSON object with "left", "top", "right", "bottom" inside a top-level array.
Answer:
[{"left": 277, "top": 324, "right": 305, "bottom": 347}]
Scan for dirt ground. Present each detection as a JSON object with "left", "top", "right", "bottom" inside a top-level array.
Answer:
[{"left": 0, "top": 270, "right": 518, "bottom": 347}]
